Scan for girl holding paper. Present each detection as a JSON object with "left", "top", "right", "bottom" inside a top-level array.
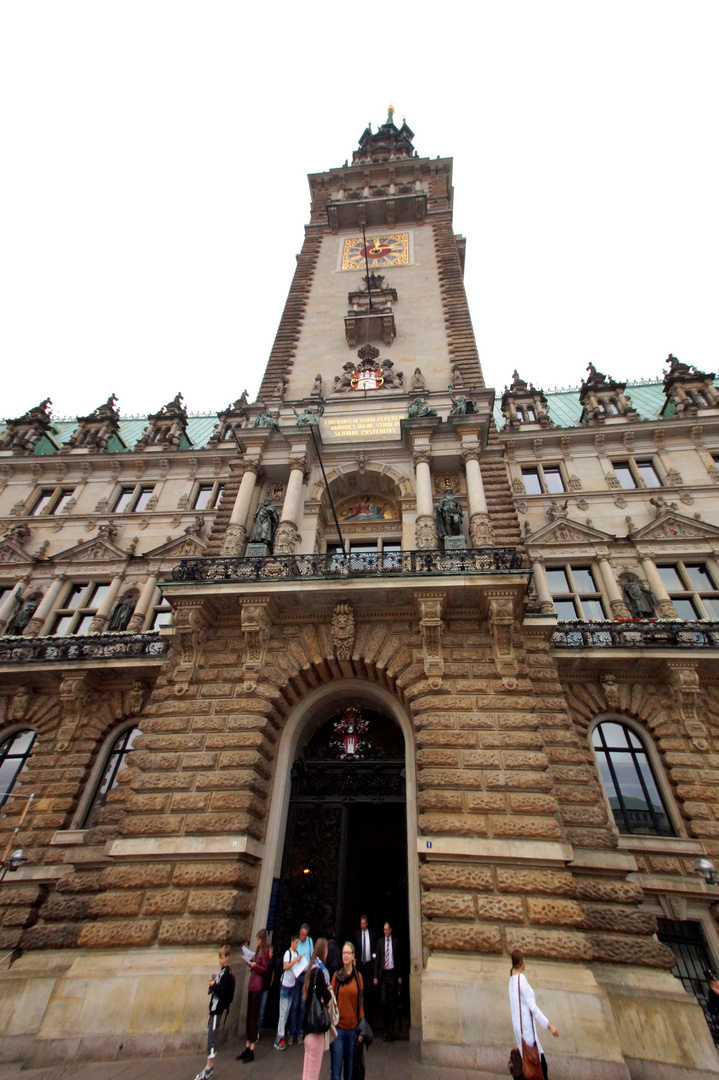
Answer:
[{"left": 237, "top": 929, "right": 270, "bottom": 1064}]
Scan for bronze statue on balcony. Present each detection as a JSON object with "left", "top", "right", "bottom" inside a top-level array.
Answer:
[
  {"left": 249, "top": 500, "right": 279, "bottom": 546},
  {"left": 292, "top": 402, "right": 325, "bottom": 427},
  {"left": 435, "top": 487, "right": 463, "bottom": 538},
  {"left": 621, "top": 578, "right": 656, "bottom": 618},
  {"left": 107, "top": 593, "right": 136, "bottom": 633},
  {"left": 407, "top": 397, "right": 437, "bottom": 419},
  {"left": 253, "top": 410, "right": 280, "bottom": 433},
  {"left": 4, "top": 593, "right": 40, "bottom": 636},
  {"left": 448, "top": 385, "right": 479, "bottom": 415}
]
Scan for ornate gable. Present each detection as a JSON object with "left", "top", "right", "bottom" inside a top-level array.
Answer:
[
  {"left": 633, "top": 512, "right": 719, "bottom": 542},
  {"left": 525, "top": 517, "right": 614, "bottom": 546},
  {"left": 144, "top": 533, "right": 209, "bottom": 560},
  {"left": 50, "top": 537, "right": 130, "bottom": 564},
  {"left": 0, "top": 539, "right": 34, "bottom": 565}
]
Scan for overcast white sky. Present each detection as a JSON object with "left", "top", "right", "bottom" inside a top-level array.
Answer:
[{"left": 1, "top": 2, "right": 717, "bottom": 421}]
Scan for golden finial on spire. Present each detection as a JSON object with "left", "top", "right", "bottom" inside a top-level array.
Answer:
[{"left": 387, "top": 103, "right": 395, "bottom": 122}]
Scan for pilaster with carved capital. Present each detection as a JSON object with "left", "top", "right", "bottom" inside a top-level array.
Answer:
[
  {"left": 221, "top": 522, "right": 248, "bottom": 557},
  {"left": 417, "top": 591, "right": 445, "bottom": 684},
  {"left": 469, "top": 513, "right": 493, "bottom": 546},
  {"left": 666, "top": 662, "right": 701, "bottom": 726},
  {"left": 415, "top": 514, "right": 438, "bottom": 550},
  {"left": 273, "top": 521, "right": 300, "bottom": 555},
  {"left": 240, "top": 596, "right": 273, "bottom": 689},
  {"left": 172, "top": 601, "right": 211, "bottom": 696},
  {"left": 488, "top": 593, "right": 517, "bottom": 674}
]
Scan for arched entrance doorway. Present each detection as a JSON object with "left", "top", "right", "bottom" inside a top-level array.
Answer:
[{"left": 274, "top": 708, "right": 408, "bottom": 951}]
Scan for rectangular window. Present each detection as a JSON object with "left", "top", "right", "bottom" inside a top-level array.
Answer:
[
  {"left": 51, "top": 583, "right": 109, "bottom": 636},
  {"left": 521, "top": 465, "right": 565, "bottom": 495},
  {"left": 658, "top": 562, "right": 719, "bottom": 620},
  {"left": 547, "top": 564, "right": 607, "bottom": 621},
  {"left": 113, "top": 485, "right": 155, "bottom": 513},
  {"left": 193, "top": 482, "right": 225, "bottom": 511},
  {"left": 134, "top": 487, "right": 154, "bottom": 512},
  {"left": 149, "top": 589, "right": 172, "bottom": 629},
  {"left": 611, "top": 459, "right": 662, "bottom": 489},
  {"left": 31, "top": 488, "right": 75, "bottom": 516},
  {"left": 113, "top": 487, "right": 136, "bottom": 513}
]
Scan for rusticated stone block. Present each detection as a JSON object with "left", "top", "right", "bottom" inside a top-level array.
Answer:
[
  {"left": 413, "top": 713, "right": 461, "bottom": 730},
  {"left": 421, "top": 891, "right": 475, "bottom": 920},
  {"left": 171, "top": 793, "right": 212, "bottom": 813},
  {"left": 209, "top": 791, "right": 264, "bottom": 815},
  {"left": 502, "top": 750, "right": 548, "bottom": 770},
  {"left": 478, "top": 732, "right": 542, "bottom": 750},
  {"left": 647, "top": 855, "right": 681, "bottom": 874},
  {"left": 173, "top": 862, "right": 257, "bottom": 889},
  {"left": 142, "top": 890, "right": 188, "bottom": 916},
  {"left": 485, "top": 771, "right": 553, "bottom": 792},
  {"left": 465, "top": 793, "right": 506, "bottom": 814},
  {"left": 418, "top": 769, "right": 481, "bottom": 789},
  {"left": 144, "top": 717, "right": 193, "bottom": 732},
  {"left": 120, "top": 815, "right": 184, "bottom": 837},
  {"left": 573, "top": 877, "right": 643, "bottom": 904},
  {"left": 416, "top": 730, "right": 474, "bottom": 749},
  {"left": 506, "top": 927, "right": 592, "bottom": 961},
  {"left": 217, "top": 751, "right": 271, "bottom": 777},
  {"left": 497, "top": 869, "right": 575, "bottom": 896},
  {"left": 21, "top": 923, "right": 79, "bottom": 949},
  {"left": 417, "top": 749, "right": 461, "bottom": 767},
  {"left": 683, "top": 801, "right": 711, "bottom": 818},
  {"left": 2, "top": 884, "right": 44, "bottom": 904},
  {"left": 462, "top": 750, "right": 501, "bottom": 769},
  {"left": 559, "top": 804, "right": 608, "bottom": 826},
  {"left": 526, "top": 898, "right": 585, "bottom": 926},
  {"left": 2, "top": 905, "right": 38, "bottom": 927},
  {"left": 412, "top": 696, "right": 474, "bottom": 714},
  {"left": 101, "top": 864, "right": 173, "bottom": 890},
  {"left": 545, "top": 747, "right": 587, "bottom": 764},
  {"left": 589, "top": 933, "right": 674, "bottom": 968},
  {"left": 420, "top": 864, "right": 493, "bottom": 892},
  {"left": 133, "top": 752, "right": 182, "bottom": 772},
  {"left": 554, "top": 784, "right": 602, "bottom": 804},
  {"left": 132, "top": 772, "right": 194, "bottom": 792},
  {"left": 142, "top": 734, "right": 205, "bottom": 752},
  {"left": 551, "top": 766, "right": 595, "bottom": 784},
  {"left": 187, "top": 889, "right": 252, "bottom": 916},
  {"left": 191, "top": 812, "right": 261, "bottom": 838},
  {"left": 157, "top": 917, "right": 236, "bottom": 945},
  {"left": 89, "top": 890, "right": 143, "bottom": 917},
  {"left": 193, "top": 717, "right": 229, "bottom": 732},
  {"left": 41, "top": 894, "right": 90, "bottom": 922},
  {"left": 125, "top": 794, "right": 172, "bottom": 814},
  {"left": 200, "top": 683, "right": 235, "bottom": 697},
  {"left": 488, "top": 815, "right": 562, "bottom": 840},
  {"left": 181, "top": 753, "right": 219, "bottom": 771},
  {"left": 509, "top": 794, "right": 558, "bottom": 815},
  {"left": 418, "top": 790, "right": 463, "bottom": 813},
  {"left": 564, "top": 827, "right": 614, "bottom": 849},
  {"left": 581, "top": 904, "right": 656, "bottom": 934},
  {"left": 195, "top": 771, "right": 267, "bottom": 795},
  {"left": 205, "top": 732, "right": 269, "bottom": 749},
  {"left": 475, "top": 896, "right": 524, "bottom": 922},
  {"left": 422, "top": 921, "right": 501, "bottom": 953},
  {"left": 418, "top": 813, "right": 487, "bottom": 837},
  {"left": 689, "top": 820, "right": 719, "bottom": 838},
  {"left": 78, "top": 919, "right": 158, "bottom": 948}
]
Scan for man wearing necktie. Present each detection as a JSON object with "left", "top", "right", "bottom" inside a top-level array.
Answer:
[
  {"left": 374, "top": 921, "right": 402, "bottom": 1041},
  {"left": 354, "top": 914, "right": 377, "bottom": 1021}
]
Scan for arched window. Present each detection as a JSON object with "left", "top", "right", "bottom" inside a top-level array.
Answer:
[
  {"left": 0, "top": 730, "right": 36, "bottom": 809},
  {"left": 82, "top": 726, "right": 141, "bottom": 828},
  {"left": 592, "top": 721, "right": 674, "bottom": 836}
]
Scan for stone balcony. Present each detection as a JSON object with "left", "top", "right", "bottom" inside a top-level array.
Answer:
[
  {"left": 0, "top": 631, "right": 169, "bottom": 673},
  {"left": 550, "top": 618, "right": 719, "bottom": 679}
]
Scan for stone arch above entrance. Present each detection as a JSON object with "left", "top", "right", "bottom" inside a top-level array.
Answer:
[{"left": 253, "top": 679, "right": 422, "bottom": 987}]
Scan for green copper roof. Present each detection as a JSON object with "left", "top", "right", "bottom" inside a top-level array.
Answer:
[{"left": 492, "top": 377, "right": 692, "bottom": 430}]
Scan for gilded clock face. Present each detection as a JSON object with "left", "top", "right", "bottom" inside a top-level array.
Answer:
[{"left": 341, "top": 233, "right": 410, "bottom": 270}]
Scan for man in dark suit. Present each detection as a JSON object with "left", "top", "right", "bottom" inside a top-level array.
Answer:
[
  {"left": 374, "top": 921, "right": 402, "bottom": 1041},
  {"left": 354, "top": 914, "right": 377, "bottom": 1018}
]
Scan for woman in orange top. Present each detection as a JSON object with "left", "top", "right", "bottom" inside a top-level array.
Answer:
[{"left": 330, "top": 941, "right": 364, "bottom": 1080}]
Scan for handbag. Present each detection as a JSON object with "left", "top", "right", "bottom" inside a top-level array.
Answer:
[
  {"left": 517, "top": 976, "right": 543, "bottom": 1080},
  {"left": 306, "top": 972, "right": 331, "bottom": 1034}
]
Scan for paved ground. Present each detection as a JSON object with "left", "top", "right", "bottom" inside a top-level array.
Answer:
[{"left": 0, "top": 1031, "right": 504, "bottom": 1080}]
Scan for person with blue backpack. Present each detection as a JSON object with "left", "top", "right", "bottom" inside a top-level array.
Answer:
[{"left": 194, "top": 943, "right": 235, "bottom": 1080}]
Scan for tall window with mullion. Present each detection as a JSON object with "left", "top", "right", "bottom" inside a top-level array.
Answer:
[
  {"left": 521, "top": 465, "right": 565, "bottom": 495},
  {"left": 657, "top": 563, "right": 719, "bottom": 620},
  {"left": 592, "top": 721, "right": 674, "bottom": 836},
  {"left": 0, "top": 729, "right": 36, "bottom": 809},
  {"left": 51, "top": 582, "right": 110, "bottom": 635},
  {"left": 546, "top": 565, "right": 606, "bottom": 620},
  {"left": 82, "top": 726, "right": 142, "bottom": 828}
]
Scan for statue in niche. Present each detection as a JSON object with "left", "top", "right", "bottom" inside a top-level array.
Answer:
[
  {"left": 435, "top": 486, "right": 463, "bottom": 538},
  {"left": 411, "top": 368, "right": 425, "bottom": 392},
  {"left": 107, "top": 593, "right": 136, "bottom": 633},
  {"left": 253, "top": 410, "right": 280, "bottom": 433},
  {"left": 407, "top": 397, "right": 437, "bottom": 418},
  {"left": 621, "top": 578, "right": 656, "bottom": 618},
  {"left": 4, "top": 593, "right": 40, "bottom": 636},
  {"left": 249, "top": 500, "right": 279, "bottom": 546},
  {"left": 311, "top": 373, "right": 323, "bottom": 397},
  {"left": 448, "top": 385, "right": 479, "bottom": 415},
  {"left": 292, "top": 401, "right": 325, "bottom": 427}
]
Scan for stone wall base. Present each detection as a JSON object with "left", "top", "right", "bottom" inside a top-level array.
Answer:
[
  {"left": 420, "top": 954, "right": 719, "bottom": 1080},
  {"left": 0, "top": 945, "right": 243, "bottom": 1067}
]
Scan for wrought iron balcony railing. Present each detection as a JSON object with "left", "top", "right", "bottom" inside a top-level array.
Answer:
[
  {"left": 551, "top": 620, "right": 719, "bottom": 649},
  {"left": 0, "top": 631, "right": 169, "bottom": 665},
  {"left": 171, "top": 547, "right": 523, "bottom": 584}
]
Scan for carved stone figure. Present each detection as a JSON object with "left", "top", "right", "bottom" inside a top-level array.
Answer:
[
  {"left": 332, "top": 602, "right": 355, "bottom": 661},
  {"left": 311, "top": 373, "right": 323, "bottom": 397},
  {"left": 407, "top": 397, "right": 437, "bottom": 419},
  {"left": 621, "top": 578, "right": 656, "bottom": 618},
  {"left": 411, "top": 368, "right": 425, "bottom": 392},
  {"left": 253, "top": 410, "right": 280, "bottom": 432},
  {"left": 448, "top": 385, "right": 478, "bottom": 415},
  {"left": 435, "top": 486, "right": 463, "bottom": 538},
  {"left": 380, "top": 359, "right": 403, "bottom": 388},
  {"left": 334, "top": 362, "right": 356, "bottom": 392},
  {"left": 274, "top": 375, "right": 289, "bottom": 400},
  {"left": 292, "top": 402, "right": 325, "bottom": 426},
  {"left": 107, "top": 594, "right": 136, "bottom": 633},
  {"left": 249, "top": 500, "right": 279, "bottom": 546},
  {"left": 5, "top": 593, "right": 40, "bottom": 636}
]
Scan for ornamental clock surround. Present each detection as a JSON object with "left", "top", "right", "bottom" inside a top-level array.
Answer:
[{"left": 340, "top": 232, "right": 410, "bottom": 270}]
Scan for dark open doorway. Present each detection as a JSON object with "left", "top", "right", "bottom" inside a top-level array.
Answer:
[{"left": 272, "top": 707, "right": 409, "bottom": 1028}]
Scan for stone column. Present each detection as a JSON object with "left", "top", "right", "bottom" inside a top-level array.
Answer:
[
  {"left": 531, "top": 560, "right": 555, "bottom": 615},
  {"left": 462, "top": 448, "right": 492, "bottom": 545},
  {"left": 0, "top": 580, "right": 26, "bottom": 631},
  {"left": 127, "top": 574, "right": 159, "bottom": 632},
  {"left": 88, "top": 575, "right": 125, "bottom": 633},
  {"left": 23, "top": 577, "right": 64, "bottom": 636},
  {"left": 640, "top": 556, "right": 677, "bottom": 619},
  {"left": 413, "top": 450, "right": 438, "bottom": 549},
  {"left": 596, "top": 554, "right": 631, "bottom": 618},
  {"left": 274, "top": 454, "right": 309, "bottom": 555},
  {"left": 222, "top": 463, "right": 260, "bottom": 556}
]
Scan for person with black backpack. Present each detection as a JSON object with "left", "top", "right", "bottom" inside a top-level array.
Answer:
[{"left": 193, "top": 944, "right": 235, "bottom": 1080}]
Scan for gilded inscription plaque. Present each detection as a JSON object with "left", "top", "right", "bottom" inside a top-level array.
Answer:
[{"left": 320, "top": 414, "right": 402, "bottom": 442}]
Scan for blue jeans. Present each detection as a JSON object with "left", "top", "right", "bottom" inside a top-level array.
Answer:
[
  {"left": 277, "top": 985, "right": 297, "bottom": 1039},
  {"left": 330, "top": 1025, "right": 356, "bottom": 1080},
  {"left": 293, "top": 975, "right": 305, "bottom": 1039},
  {"left": 258, "top": 988, "right": 269, "bottom": 1031}
]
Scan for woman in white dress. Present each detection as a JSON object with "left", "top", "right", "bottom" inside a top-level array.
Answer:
[{"left": 508, "top": 949, "right": 558, "bottom": 1079}]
